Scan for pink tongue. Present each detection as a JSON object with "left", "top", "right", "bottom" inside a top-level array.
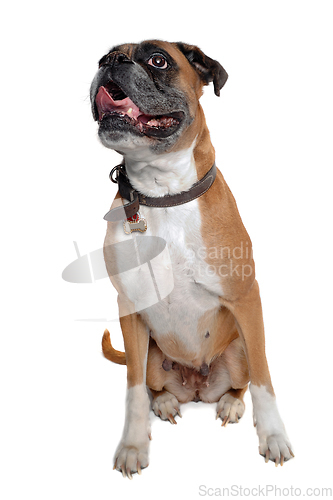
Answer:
[{"left": 96, "top": 86, "right": 142, "bottom": 120}]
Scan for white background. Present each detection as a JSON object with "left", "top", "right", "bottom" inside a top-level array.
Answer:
[{"left": 1, "top": 1, "right": 332, "bottom": 498}]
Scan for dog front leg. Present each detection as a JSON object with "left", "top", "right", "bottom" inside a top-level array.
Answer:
[
  {"left": 113, "top": 300, "right": 151, "bottom": 479},
  {"left": 222, "top": 280, "right": 294, "bottom": 466}
]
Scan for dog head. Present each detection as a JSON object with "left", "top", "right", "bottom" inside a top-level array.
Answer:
[{"left": 90, "top": 40, "right": 228, "bottom": 156}]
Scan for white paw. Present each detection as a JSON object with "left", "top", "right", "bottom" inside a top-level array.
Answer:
[
  {"left": 216, "top": 392, "right": 245, "bottom": 426},
  {"left": 250, "top": 384, "right": 294, "bottom": 466},
  {"left": 152, "top": 391, "right": 181, "bottom": 424},
  {"left": 258, "top": 431, "right": 294, "bottom": 466},
  {"left": 114, "top": 440, "right": 150, "bottom": 479}
]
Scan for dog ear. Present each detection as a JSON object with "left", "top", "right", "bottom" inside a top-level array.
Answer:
[{"left": 176, "top": 43, "right": 228, "bottom": 96}]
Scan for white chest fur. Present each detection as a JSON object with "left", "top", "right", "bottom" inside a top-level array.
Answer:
[{"left": 138, "top": 201, "right": 223, "bottom": 344}]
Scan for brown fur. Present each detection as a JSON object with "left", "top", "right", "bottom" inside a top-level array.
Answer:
[
  {"left": 102, "top": 329, "right": 126, "bottom": 365},
  {"left": 117, "top": 297, "right": 150, "bottom": 388}
]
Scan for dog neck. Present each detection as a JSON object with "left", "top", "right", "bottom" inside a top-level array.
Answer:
[{"left": 123, "top": 140, "right": 198, "bottom": 197}]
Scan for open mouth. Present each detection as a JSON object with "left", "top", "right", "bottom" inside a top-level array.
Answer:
[{"left": 95, "top": 81, "right": 183, "bottom": 137}]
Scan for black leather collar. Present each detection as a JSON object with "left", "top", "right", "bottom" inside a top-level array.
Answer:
[{"left": 103, "top": 162, "right": 216, "bottom": 222}]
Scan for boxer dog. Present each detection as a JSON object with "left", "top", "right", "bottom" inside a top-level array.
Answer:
[{"left": 90, "top": 40, "right": 293, "bottom": 478}]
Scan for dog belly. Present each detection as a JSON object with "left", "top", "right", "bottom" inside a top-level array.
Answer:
[{"left": 141, "top": 274, "right": 221, "bottom": 364}]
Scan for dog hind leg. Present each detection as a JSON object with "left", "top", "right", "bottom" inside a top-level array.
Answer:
[{"left": 221, "top": 281, "right": 294, "bottom": 465}]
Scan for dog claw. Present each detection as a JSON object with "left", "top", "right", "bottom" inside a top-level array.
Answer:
[
  {"left": 261, "top": 449, "right": 290, "bottom": 466},
  {"left": 288, "top": 447, "right": 295, "bottom": 458},
  {"left": 126, "top": 468, "right": 133, "bottom": 480},
  {"left": 168, "top": 413, "right": 177, "bottom": 424},
  {"left": 137, "top": 461, "right": 142, "bottom": 475},
  {"left": 221, "top": 415, "right": 230, "bottom": 427},
  {"left": 121, "top": 465, "right": 126, "bottom": 478},
  {"left": 148, "top": 432, "right": 152, "bottom": 440},
  {"left": 175, "top": 407, "right": 182, "bottom": 418}
]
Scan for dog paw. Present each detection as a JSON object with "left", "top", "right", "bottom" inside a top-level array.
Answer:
[
  {"left": 152, "top": 391, "right": 182, "bottom": 424},
  {"left": 250, "top": 384, "right": 294, "bottom": 466},
  {"left": 216, "top": 392, "right": 245, "bottom": 426},
  {"left": 114, "top": 442, "right": 150, "bottom": 479},
  {"left": 259, "top": 433, "right": 294, "bottom": 466}
]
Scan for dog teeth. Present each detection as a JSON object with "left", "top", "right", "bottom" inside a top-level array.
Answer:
[
  {"left": 127, "top": 108, "right": 133, "bottom": 115},
  {"left": 146, "top": 117, "right": 176, "bottom": 128},
  {"left": 147, "top": 119, "right": 159, "bottom": 127}
]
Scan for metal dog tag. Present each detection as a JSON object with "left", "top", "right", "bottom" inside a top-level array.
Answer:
[{"left": 123, "top": 213, "right": 147, "bottom": 234}]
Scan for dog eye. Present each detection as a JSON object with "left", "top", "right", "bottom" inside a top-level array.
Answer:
[{"left": 148, "top": 54, "right": 168, "bottom": 69}]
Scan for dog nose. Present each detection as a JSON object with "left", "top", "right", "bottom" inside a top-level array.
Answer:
[{"left": 99, "top": 51, "right": 133, "bottom": 68}]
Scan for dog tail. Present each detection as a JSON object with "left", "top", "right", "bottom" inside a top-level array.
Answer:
[{"left": 102, "top": 329, "right": 126, "bottom": 365}]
